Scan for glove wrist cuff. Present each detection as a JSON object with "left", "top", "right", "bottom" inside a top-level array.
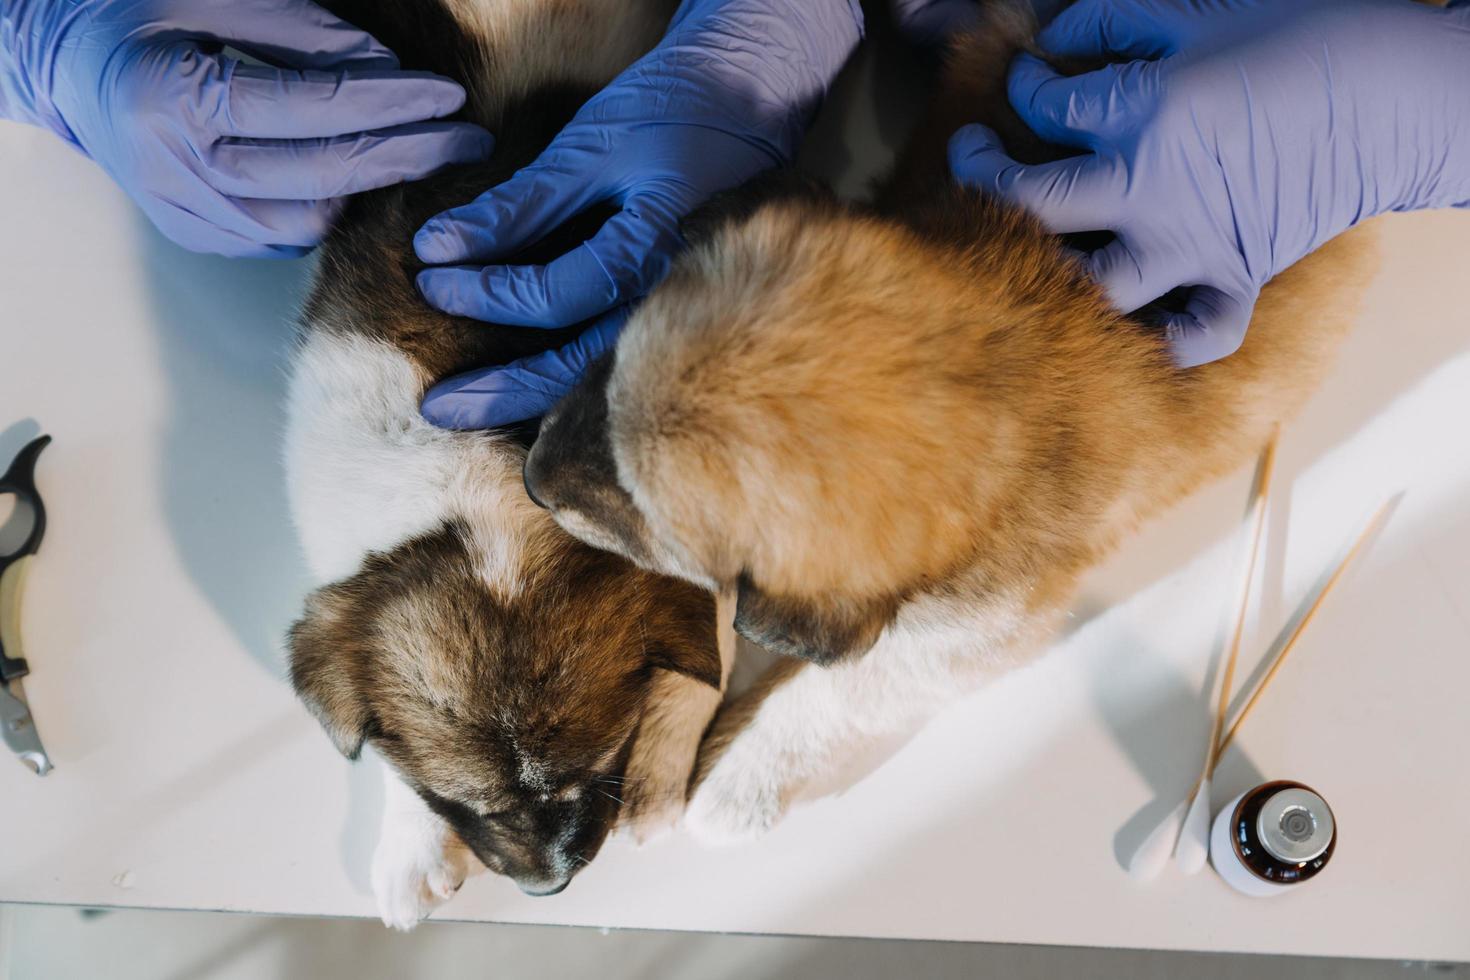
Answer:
[
  {"left": 0, "top": 0, "right": 83, "bottom": 146},
  {"left": 670, "top": 0, "right": 862, "bottom": 162}
]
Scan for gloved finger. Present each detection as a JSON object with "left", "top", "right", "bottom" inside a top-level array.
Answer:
[
  {"left": 415, "top": 163, "right": 599, "bottom": 266},
  {"left": 228, "top": 195, "right": 343, "bottom": 247},
  {"left": 1084, "top": 237, "right": 1183, "bottom": 313},
  {"left": 418, "top": 193, "right": 679, "bottom": 326},
  {"left": 1007, "top": 53, "right": 1141, "bottom": 147},
  {"left": 949, "top": 124, "right": 1122, "bottom": 234},
  {"left": 141, "top": 196, "right": 320, "bottom": 258},
  {"left": 1161, "top": 285, "right": 1256, "bottom": 368},
  {"left": 191, "top": 0, "right": 403, "bottom": 71},
  {"left": 1036, "top": 0, "right": 1176, "bottom": 61},
  {"left": 890, "top": 0, "right": 979, "bottom": 46},
  {"left": 224, "top": 64, "right": 475, "bottom": 138},
  {"left": 202, "top": 122, "right": 495, "bottom": 200},
  {"left": 420, "top": 308, "right": 631, "bottom": 429},
  {"left": 202, "top": 193, "right": 343, "bottom": 249}
]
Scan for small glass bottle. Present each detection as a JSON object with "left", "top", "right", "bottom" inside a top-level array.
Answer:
[{"left": 1209, "top": 780, "right": 1336, "bottom": 897}]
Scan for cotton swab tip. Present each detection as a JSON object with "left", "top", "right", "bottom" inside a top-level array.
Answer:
[
  {"left": 1127, "top": 797, "right": 1188, "bottom": 882},
  {"left": 1175, "top": 776, "right": 1213, "bottom": 875}
]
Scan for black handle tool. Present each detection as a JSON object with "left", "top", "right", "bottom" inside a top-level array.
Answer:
[{"left": 1, "top": 434, "right": 53, "bottom": 776}]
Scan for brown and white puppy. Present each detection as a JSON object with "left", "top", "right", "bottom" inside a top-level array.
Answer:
[
  {"left": 524, "top": 1, "right": 1380, "bottom": 841},
  {"left": 283, "top": 0, "right": 732, "bottom": 928}
]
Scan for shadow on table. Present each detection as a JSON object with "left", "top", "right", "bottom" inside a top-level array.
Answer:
[
  {"left": 134, "top": 224, "right": 382, "bottom": 890},
  {"left": 136, "top": 224, "right": 312, "bottom": 677}
]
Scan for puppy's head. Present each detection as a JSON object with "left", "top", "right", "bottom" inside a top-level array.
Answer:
[
  {"left": 288, "top": 520, "right": 717, "bottom": 896},
  {"left": 526, "top": 173, "right": 1031, "bottom": 664}
]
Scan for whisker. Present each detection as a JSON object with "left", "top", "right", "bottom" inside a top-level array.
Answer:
[{"left": 596, "top": 788, "right": 627, "bottom": 806}]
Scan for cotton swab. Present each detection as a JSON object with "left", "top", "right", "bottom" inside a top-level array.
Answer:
[
  {"left": 1126, "top": 796, "right": 1190, "bottom": 882},
  {"left": 1128, "top": 489, "right": 1400, "bottom": 882},
  {"left": 1125, "top": 435, "right": 1278, "bottom": 881},
  {"left": 1212, "top": 492, "right": 1401, "bottom": 759},
  {"left": 1175, "top": 433, "right": 1280, "bottom": 874}
]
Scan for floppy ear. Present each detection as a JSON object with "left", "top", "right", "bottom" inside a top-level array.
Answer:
[
  {"left": 644, "top": 585, "right": 723, "bottom": 690},
  {"left": 733, "top": 574, "right": 900, "bottom": 665},
  {"left": 287, "top": 584, "right": 374, "bottom": 760}
]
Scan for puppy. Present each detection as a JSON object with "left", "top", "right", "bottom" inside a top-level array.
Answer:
[
  {"left": 523, "top": 1, "right": 1380, "bottom": 840},
  {"left": 283, "top": 0, "right": 732, "bottom": 928}
]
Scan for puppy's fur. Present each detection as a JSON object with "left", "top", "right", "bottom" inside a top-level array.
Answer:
[
  {"left": 524, "top": 2, "right": 1380, "bottom": 839},
  {"left": 283, "top": 0, "right": 732, "bottom": 927}
]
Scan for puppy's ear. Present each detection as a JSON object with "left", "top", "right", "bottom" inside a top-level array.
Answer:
[
  {"left": 680, "top": 169, "right": 839, "bottom": 249},
  {"left": 733, "top": 575, "right": 899, "bottom": 665},
  {"left": 645, "top": 585, "right": 723, "bottom": 690},
  {"left": 288, "top": 584, "right": 374, "bottom": 760}
]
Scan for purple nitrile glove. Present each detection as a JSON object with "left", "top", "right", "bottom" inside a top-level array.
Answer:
[
  {"left": 949, "top": 0, "right": 1470, "bottom": 368},
  {"left": 423, "top": 307, "right": 632, "bottom": 431},
  {"left": 0, "top": 0, "right": 494, "bottom": 258},
  {"left": 416, "top": 0, "right": 863, "bottom": 429}
]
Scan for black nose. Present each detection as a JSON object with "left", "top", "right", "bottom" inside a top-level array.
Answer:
[
  {"left": 522, "top": 457, "right": 550, "bottom": 510},
  {"left": 517, "top": 876, "right": 570, "bottom": 897}
]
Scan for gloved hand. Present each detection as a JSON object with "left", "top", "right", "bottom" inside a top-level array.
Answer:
[
  {"left": 0, "top": 0, "right": 494, "bottom": 258},
  {"left": 949, "top": 0, "right": 1470, "bottom": 367},
  {"left": 416, "top": 0, "right": 863, "bottom": 429}
]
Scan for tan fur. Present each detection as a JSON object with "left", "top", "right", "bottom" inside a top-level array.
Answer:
[
  {"left": 595, "top": 0, "right": 1379, "bottom": 658},
  {"left": 614, "top": 205, "right": 1376, "bottom": 625},
  {"left": 519, "top": 4, "right": 1383, "bottom": 832},
  {"left": 619, "top": 588, "right": 738, "bottom": 840},
  {"left": 441, "top": 0, "right": 676, "bottom": 128}
]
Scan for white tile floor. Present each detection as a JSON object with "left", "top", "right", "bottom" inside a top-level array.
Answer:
[{"left": 2, "top": 906, "right": 1465, "bottom": 980}]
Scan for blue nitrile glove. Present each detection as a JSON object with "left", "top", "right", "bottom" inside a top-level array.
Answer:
[
  {"left": 416, "top": 0, "right": 863, "bottom": 429},
  {"left": 0, "top": 0, "right": 494, "bottom": 258},
  {"left": 949, "top": 0, "right": 1470, "bottom": 368}
]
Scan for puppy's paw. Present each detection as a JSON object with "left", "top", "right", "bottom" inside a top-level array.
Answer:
[
  {"left": 615, "top": 671, "right": 724, "bottom": 847},
  {"left": 685, "top": 752, "right": 790, "bottom": 846},
  {"left": 616, "top": 778, "right": 686, "bottom": 847},
  {"left": 371, "top": 823, "right": 476, "bottom": 930}
]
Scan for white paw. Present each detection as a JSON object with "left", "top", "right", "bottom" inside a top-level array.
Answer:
[
  {"left": 684, "top": 753, "right": 791, "bottom": 846},
  {"left": 371, "top": 821, "right": 475, "bottom": 931}
]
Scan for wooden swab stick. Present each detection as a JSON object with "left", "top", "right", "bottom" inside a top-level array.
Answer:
[
  {"left": 1167, "top": 493, "right": 1399, "bottom": 807},
  {"left": 1174, "top": 433, "right": 1280, "bottom": 871},
  {"left": 1204, "top": 432, "right": 1279, "bottom": 773},
  {"left": 1211, "top": 492, "right": 1402, "bottom": 765}
]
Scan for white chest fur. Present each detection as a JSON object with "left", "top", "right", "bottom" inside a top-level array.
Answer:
[{"left": 283, "top": 331, "right": 541, "bottom": 589}]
